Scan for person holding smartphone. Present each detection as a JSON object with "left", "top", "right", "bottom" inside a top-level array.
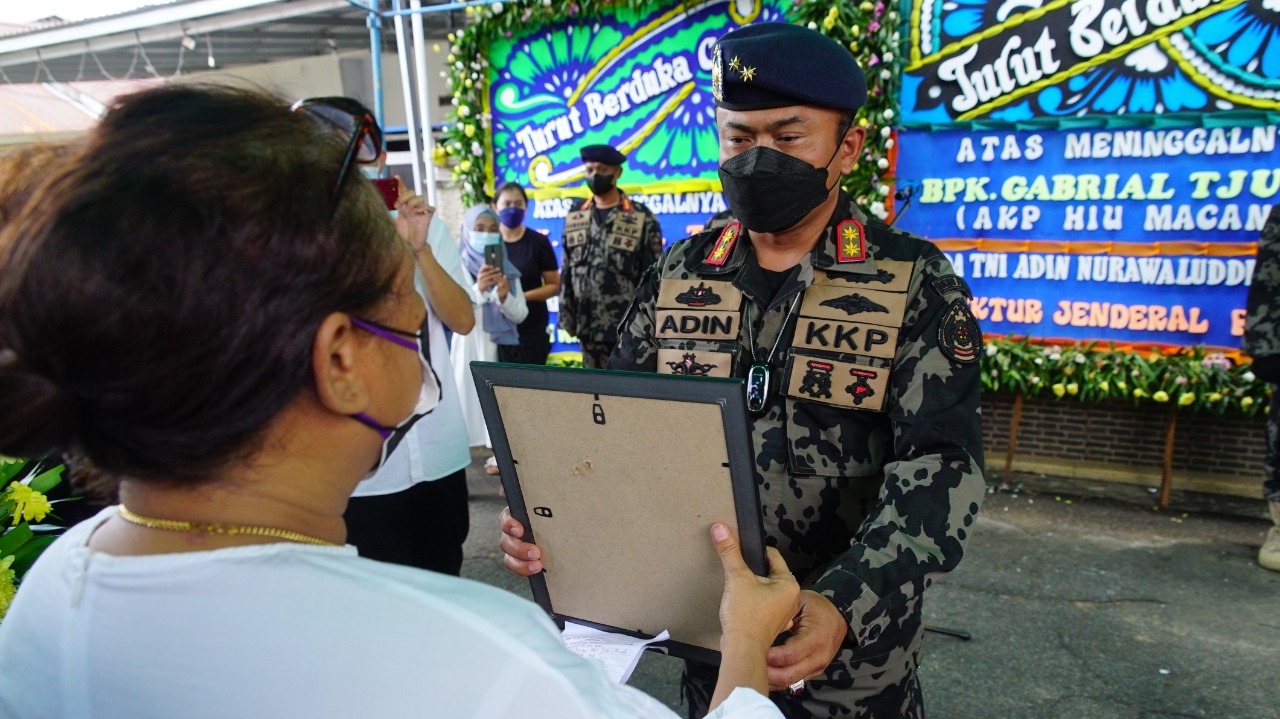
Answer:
[
  {"left": 452, "top": 204, "right": 528, "bottom": 459},
  {"left": 493, "top": 182, "right": 560, "bottom": 367}
]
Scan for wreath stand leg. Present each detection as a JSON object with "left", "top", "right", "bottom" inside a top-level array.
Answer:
[{"left": 1159, "top": 409, "right": 1177, "bottom": 508}]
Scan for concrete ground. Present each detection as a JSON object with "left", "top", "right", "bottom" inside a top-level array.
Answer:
[{"left": 460, "top": 449, "right": 1278, "bottom": 719}]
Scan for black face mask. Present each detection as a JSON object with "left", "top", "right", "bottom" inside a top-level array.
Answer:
[
  {"left": 587, "top": 172, "right": 616, "bottom": 196},
  {"left": 718, "top": 141, "right": 843, "bottom": 234}
]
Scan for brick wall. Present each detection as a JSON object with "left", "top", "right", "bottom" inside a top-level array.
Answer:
[{"left": 981, "top": 392, "right": 1268, "bottom": 480}]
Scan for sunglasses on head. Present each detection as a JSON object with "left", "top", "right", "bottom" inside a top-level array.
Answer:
[{"left": 291, "top": 96, "right": 384, "bottom": 206}]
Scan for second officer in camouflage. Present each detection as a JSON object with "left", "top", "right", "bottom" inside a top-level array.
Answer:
[
  {"left": 609, "top": 24, "right": 985, "bottom": 718},
  {"left": 557, "top": 143, "right": 664, "bottom": 368}
]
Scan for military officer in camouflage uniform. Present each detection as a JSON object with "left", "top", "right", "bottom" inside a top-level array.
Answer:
[
  {"left": 502, "top": 23, "right": 984, "bottom": 718},
  {"left": 558, "top": 143, "right": 664, "bottom": 368},
  {"left": 1243, "top": 204, "right": 1280, "bottom": 571}
]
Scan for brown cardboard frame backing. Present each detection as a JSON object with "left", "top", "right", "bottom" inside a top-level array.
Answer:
[{"left": 470, "top": 363, "right": 765, "bottom": 665}]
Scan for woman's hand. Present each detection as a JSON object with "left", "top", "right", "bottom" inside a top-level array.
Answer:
[
  {"left": 393, "top": 182, "right": 436, "bottom": 252},
  {"left": 712, "top": 523, "right": 799, "bottom": 647},
  {"left": 476, "top": 264, "right": 510, "bottom": 301},
  {"left": 707, "top": 522, "right": 800, "bottom": 709}
]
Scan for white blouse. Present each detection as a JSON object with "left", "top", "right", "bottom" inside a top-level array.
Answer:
[{"left": 0, "top": 508, "right": 782, "bottom": 719}]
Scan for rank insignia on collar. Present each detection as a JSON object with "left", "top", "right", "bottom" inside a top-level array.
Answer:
[
  {"left": 939, "top": 298, "right": 982, "bottom": 364},
  {"left": 675, "top": 282, "right": 722, "bottom": 307},
  {"left": 706, "top": 220, "right": 740, "bottom": 266},
  {"left": 835, "top": 219, "right": 867, "bottom": 263}
]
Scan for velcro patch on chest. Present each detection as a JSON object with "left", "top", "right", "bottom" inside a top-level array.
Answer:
[
  {"left": 784, "top": 352, "right": 890, "bottom": 411},
  {"left": 799, "top": 284, "right": 908, "bottom": 328},
  {"left": 938, "top": 299, "right": 982, "bottom": 364},
  {"left": 658, "top": 348, "right": 734, "bottom": 378},
  {"left": 656, "top": 309, "right": 739, "bottom": 340},
  {"left": 815, "top": 259, "right": 914, "bottom": 294},
  {"left": 792, "top": 318, "right": 899, "bottom": 359},
  {"left": 609, "top": 214, "right": 643, "bottom": 251},
  {"left": 657, "top": 279, "right": 744, "bottom": 310},
  {"left": 564, "top": 211, "right": 590, "bottom": 248}
]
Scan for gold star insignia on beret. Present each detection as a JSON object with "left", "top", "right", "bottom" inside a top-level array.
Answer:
[
  {"left": 741, "top": 66, "right": 756, "bottom": 81},
  {"left": 729, "top": 56, "right": 742, "bottom": 72}
]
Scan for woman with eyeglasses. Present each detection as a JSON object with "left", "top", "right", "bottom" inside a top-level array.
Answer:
[
  {"left": 292, "top": 96, "right": 478, "bottom": 578},
  {"left": 0, "top": 85, "right": 796, "bottom": 718}
]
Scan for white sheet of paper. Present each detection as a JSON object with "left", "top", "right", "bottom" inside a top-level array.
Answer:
[{"left": 561, "top": 621, "right": 671, "bottom": 685}]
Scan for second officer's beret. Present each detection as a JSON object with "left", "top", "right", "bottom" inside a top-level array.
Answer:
[
  {"left": 579, "top": 144, "right": 626, "bottom": 166},
  {"left": 712, "top": 23, "right": 867, "bottom": 112}
]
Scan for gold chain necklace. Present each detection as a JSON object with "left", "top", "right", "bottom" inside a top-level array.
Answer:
[{"left": 117, "top": 505, "right": 340, "bottom": 547}]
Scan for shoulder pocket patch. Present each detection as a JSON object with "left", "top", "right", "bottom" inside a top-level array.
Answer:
[
  {"left": 938, "top": 299, "right": 982, "bottom": 364},
  {"left": 931, "top": 274, "right": 971, "bottom": 299}
]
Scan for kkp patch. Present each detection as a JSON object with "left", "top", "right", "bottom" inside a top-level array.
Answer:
[
  {"left": 834, "top": 219, "right": 867, "bottom": 263},
  {"left": 938, "top": 299, "right": 982, "bottom": 364},
  {"left": 706, "top": 220, "right": 740, "bottom": 266}
]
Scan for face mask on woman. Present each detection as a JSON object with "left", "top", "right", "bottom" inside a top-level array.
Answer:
[
  {"left": 468, "top": 230, "right": 501, "bottom": 254},
  {"left": 348, "top": 274, "right": 441, "bottom": 475},
  {"left": 498, "top": 207, "right": 525, "bottom": 228}
]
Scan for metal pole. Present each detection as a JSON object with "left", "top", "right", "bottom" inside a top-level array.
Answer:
[
  {"left": 366, "top": 5, "right": 384, "bottom": 144},
  {"left": 409, "top": 0, "right": 437, "bottom": 206},
  {"left": 391, "top": 0, "right": 423, "bottom": 194},
  {"left": 380, "top": 0, "right": 489, "bottom": 17}
]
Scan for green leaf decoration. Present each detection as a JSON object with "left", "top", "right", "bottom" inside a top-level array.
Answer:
[{"left": 0, "top": 522, "right": 34, "bottom": 557}]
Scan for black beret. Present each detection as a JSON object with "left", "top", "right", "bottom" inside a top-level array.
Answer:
[
  {"left": 712, "top": 23, "right": 866, "bottom": 113},
  {"left": 579, "top": 144, "right": 626, "bottom": 165}
]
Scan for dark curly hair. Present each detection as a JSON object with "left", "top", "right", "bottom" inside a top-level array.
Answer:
[{"left": 0, "top": 85, "right": 404, "bottom": 494}]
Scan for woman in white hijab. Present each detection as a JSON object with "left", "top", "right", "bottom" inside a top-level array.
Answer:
[{"left": 452, "top": 203, "right": 527, "bottom": 455}]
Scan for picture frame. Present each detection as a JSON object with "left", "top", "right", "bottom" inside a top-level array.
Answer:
[{"left": 470, "top": 363, "right": 766, "bottom": 665}]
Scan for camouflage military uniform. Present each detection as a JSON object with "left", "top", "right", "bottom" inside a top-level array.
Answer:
[
  {"left": 1244, "top": 204, "right": 1280, "bottom": 502},
  {"left": 610, "top": 195, "right": 986, "bottom": 718},
  {"left": 558, "top": 193, "right": 664, "bottom": 368}
]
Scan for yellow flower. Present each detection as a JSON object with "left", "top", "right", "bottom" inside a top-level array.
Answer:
[
  {"left": 2, "top": 481, "right": 52, "bottom": 525},
  {"left": 463, "top": 124, "right": 476, "bottom": 138},
  {"left": 1052, "top": 383, "right": 1066, "bottom": 398},
  {"left": 1133, "top": 388, "right": 1146, "bottom": 398},
  {"left": 0, "top": 556, "right": 15, "bottom": 622},
  {"left": 1098, "top": 380, "right": 1110, "bottom": 392},
  {"left": 1241, "top": 396, "right": 1255, "bottom": 408},
  {"left": 1066, "top": 382, "right": 1079, "bottom": 396},
  {"left": 447, "top": 54, "right": 455, "bottom": 63},
  {"left": 1207, "top": 392, "right": 1222, "bottom": 403},
  {"left": 1153, "top": 390, "right": 1170, "bottom": 403},
  {"left": 827, "top": 6, "right": 840, "bottom": 17},
  {"left": 849, "top": 41, "right": 860, "bottom": 53},
  {"left": 822, "top": 16, "right": 835, "bottom": 29},
  {"left": 850, "top": 25, "right": 861, "bottom": 35},
  {"left": 1177, "top": 392, "right": 1196, "bottom": 406},
  {"left": 1117, "top": 381, "right": 1127, "bottom": 391},
  {"left": 860, "top": 1, "right": 874, "bottom": 10},
  {"left": 458, "top": 159, "right": 473, "bottom": 173}
]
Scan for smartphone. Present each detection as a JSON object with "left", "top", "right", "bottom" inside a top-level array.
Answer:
[
  {"left": 485, "top": 243, "right": 505, "bottom": 269},
  {"left": 371, "top": 177, "right": 400, "bottom": 210}
]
